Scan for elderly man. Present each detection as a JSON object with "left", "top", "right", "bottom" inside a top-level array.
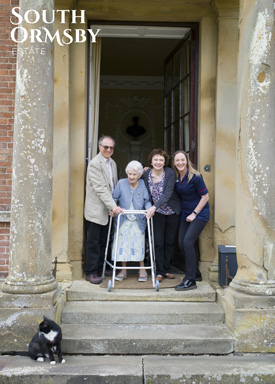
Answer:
[{"left": 84, "top": 135, "right": 122, "bottom": 284}]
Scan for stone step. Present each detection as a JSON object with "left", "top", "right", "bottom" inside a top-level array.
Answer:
[
  {"left": 61, "top": 323, "right": 234, "bottom": 355},
  {"left": 62, "top": 301, "right": 225, "bottom": 325},
  {"left": 2, "top": 354, "right": 275, "bottom": 383},
  {"left": 66, "top": 279, "right": 216, "bottom": 302}
]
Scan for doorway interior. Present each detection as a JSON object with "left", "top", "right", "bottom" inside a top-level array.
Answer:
[{"left": 86, "top": 24, "right": 199, "bottom": 177}]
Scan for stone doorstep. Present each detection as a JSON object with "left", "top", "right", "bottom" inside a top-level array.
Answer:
[
  {"left": 61, "top": 323, "right": 234, "bottom": 355},
  {"left": 1, "top": 355, "right": 275, "bottom": 384},
  {"left": 61, "top": 301, "right": 225, "bottom": 325},
  {"left": 66, "top": 279, "right": 216, "bottom": 302}
]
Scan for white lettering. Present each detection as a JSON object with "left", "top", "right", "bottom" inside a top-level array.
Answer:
[
  {"left": 71, "top": 10, "right": 85, "bottom": 24},
  {"left": 30, "top": 29, "right": 43, "bottom": 43},
  {"left": 62, "top": 29, "right": 74, "bottom": 45},
  {"left": 87, "top": 28, "right": 101, "bottom": 43},
  {"left": 10, "top": 27, "right": 28, "bottom": 43},
  {"left": 75, "top": 29, "right": 86, "bottom": 43},
  {"left": 10, "top": 7, "right": 22, "bottom": 25},
  {"left": 43, "top": 27, "right": 64, "bottom": 46},
  {"left": 25, "top": 10, "right": 40, "bottom": 24},
  {"left": 41, "top": 9, "right": 55, "bottom": 24},
  {"left": 56, "top": 10, "right": 70, "bottom": 24}
]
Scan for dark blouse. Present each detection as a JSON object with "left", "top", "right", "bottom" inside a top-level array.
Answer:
[{"left": 175, "top": 171, "right": 210, "bottom": 222}]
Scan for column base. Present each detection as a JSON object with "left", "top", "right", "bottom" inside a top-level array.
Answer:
[
  {"left": 0, "top": 284, "right": 65, "bottom": 352},
  {"left": 218, "top": 283, "right": 275, "bottom": 353},
  {"left": 2, "top": 276, "right": 58, "bottom": 294}
]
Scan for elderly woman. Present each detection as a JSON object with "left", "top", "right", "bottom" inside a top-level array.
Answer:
[{"left": 112, "top": 160, "right": 152, "bottom": 282}]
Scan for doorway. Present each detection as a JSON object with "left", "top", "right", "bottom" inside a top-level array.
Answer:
[
  {"left": 86, "top": 24, "right": 199, "bottom": 174},
  {"left": 84, "top": 24, "right": 199, "bottom": 272}
]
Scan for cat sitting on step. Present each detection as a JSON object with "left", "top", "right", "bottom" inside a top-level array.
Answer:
[{"left": 28, "top": 316, "right": 65, "bottom": 364}]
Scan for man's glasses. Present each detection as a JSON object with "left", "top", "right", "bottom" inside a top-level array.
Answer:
[{"left": 100, "top": 145, "right": 114, "bottom": 150}]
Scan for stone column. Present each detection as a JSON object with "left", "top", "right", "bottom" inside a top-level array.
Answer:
[
  {"left": 198, "top": 16, "right": 217, "bottom": 276},
  {"left": 2, "top": 0, "right": 57, "bottom": 294},
  {"left": 220, "top": 0, "right": 275, "bottom": 352},
  {"left": 68, "top": 18, "right": 87, "bottom": 279}
]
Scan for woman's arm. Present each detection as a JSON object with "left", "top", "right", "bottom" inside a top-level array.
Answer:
[
  {"left": 112, "top": 181, "right": 121, "bottom": 204},
  {"left": 110, "top": 181, "right": 125, "bottom": 215},
  {"left": 186, "top": 193, "right": 209, "bottom": 223},
  {"left": 143, "top": 186, "right": 152, "bottom": 210}
]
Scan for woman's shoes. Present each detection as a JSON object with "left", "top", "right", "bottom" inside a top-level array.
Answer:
[
  {"left": 156, "top": 275, "right": 164, "bottom": 282},
  {"left": 115, "top": 272, "right": 127, "bottom": 281},
  {"left": 165, "top": 273, "right": 175, "bottom": 279},
  {"left": 138, "top": 271, "right": 148, "bottom": 282},
  {"left": 175, "top": 279, "right": 197, "bottom": 291}
]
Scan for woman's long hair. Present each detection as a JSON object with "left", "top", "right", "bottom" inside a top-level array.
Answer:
[{"left": 172, "top": 150, "right": 201, "bottom": 183}]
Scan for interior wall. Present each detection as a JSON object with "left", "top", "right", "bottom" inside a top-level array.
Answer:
[
  {"left": 98, "top": 37, "right": 183, "bottom": 173},
  {"left": 99, "top": 89, "right": 163, "bottom": 175}
]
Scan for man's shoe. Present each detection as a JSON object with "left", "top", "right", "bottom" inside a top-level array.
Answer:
[
  {"left": 165, "top": 273, "right": 175, "bottom": 279},
  {"left": 86, "top": 274, "right": 102, "bottom": 284},
  {"left": 175, "top": 279, "right": 197, "bottom": 291}
]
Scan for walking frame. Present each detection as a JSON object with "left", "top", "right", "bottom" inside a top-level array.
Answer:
[{"left": 102, "top": 210, "right": 160, "bottom": 292}]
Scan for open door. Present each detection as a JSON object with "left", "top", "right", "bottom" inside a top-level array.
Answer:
[{"left": 164, "top": 29, "right": 198, "bottom": 165}]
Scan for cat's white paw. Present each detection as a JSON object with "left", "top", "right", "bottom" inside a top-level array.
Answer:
[
  {"left": 37, "top": 357, "right": 44, "bottom": 362},
  {"left": 61, "top": 359, "right": 66, "bottom": 364},
  {"left": 50, "top": 360, "right": 56, "bottom": 365}
]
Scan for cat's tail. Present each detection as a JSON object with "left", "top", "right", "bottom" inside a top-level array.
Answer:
[{"left": 1, "top": 351, "right": 29, "bottom": 357}]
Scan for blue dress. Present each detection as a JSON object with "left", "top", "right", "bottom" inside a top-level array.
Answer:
[
  {"left": 112, "top": 201, "right": 145, "bottom": 262},
  {"left": 111, "top": 179, "right": 152, "bottom": 262}
]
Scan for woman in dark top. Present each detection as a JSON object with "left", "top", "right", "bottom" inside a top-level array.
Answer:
[
  {"left": 143, "top": 149, "right": 181, "bottom": 282},
  {"left": 173, "top": 150, "right": 210, "bottom": 291}
]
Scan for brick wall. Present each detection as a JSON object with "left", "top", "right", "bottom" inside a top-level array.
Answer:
[{"left": 0, "top": 0, "right": 18, "bottom": 278}]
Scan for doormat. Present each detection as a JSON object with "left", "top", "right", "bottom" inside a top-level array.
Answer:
[{"left": 100, "top": 274, "right": 183, "bottom": 289}]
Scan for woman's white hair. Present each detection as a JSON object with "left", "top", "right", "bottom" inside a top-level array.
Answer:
[{"left": 125, "top": 160, "right": 144, "bottom": 176}]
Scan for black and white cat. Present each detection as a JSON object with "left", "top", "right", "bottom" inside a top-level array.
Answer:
[{"left": 28, "top": 316, "right": 65, "bottom": 364}]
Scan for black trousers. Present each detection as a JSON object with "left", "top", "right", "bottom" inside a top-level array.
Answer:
[
  {"left": 178, "top": 219, "right": 207, "bottom": 281},
  {"left": 153, "top": 213, "right": 180, "bottom": 277},
  {"left": 85, "top": 220, "right": 109, "bottom": 275}
]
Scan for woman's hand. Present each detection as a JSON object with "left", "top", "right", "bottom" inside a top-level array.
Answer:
[
  {"left": 186, "top": 194, "right": 209, "bottom": 222},
  {"left": 186, "top": 212, "right": 197, "bottom": 222},
  {"left": 146, "top": 206, "right": 156, "bottom": 219}
]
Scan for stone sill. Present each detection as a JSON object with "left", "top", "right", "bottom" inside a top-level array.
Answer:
[{"left": 0, "top": 211, "right": 11, "bottom": 223}]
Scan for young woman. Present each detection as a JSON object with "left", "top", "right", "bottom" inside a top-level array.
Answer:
[
  {"left": 143, "top": 149, "right": 181, "bottom": 282},
  {"left": 173, "top": 150, "right": 210, "bottom": 291},
  {"left": 112, "top": 161, "right": 153, "bottom": 282}
]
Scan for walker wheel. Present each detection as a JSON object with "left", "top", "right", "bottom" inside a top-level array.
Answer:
[
  {"left": 108, "top": 280, "right": 112, "bottom": 292},
  {"left": 156, "top": 280, "right": 160, "bottom": 292}
]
